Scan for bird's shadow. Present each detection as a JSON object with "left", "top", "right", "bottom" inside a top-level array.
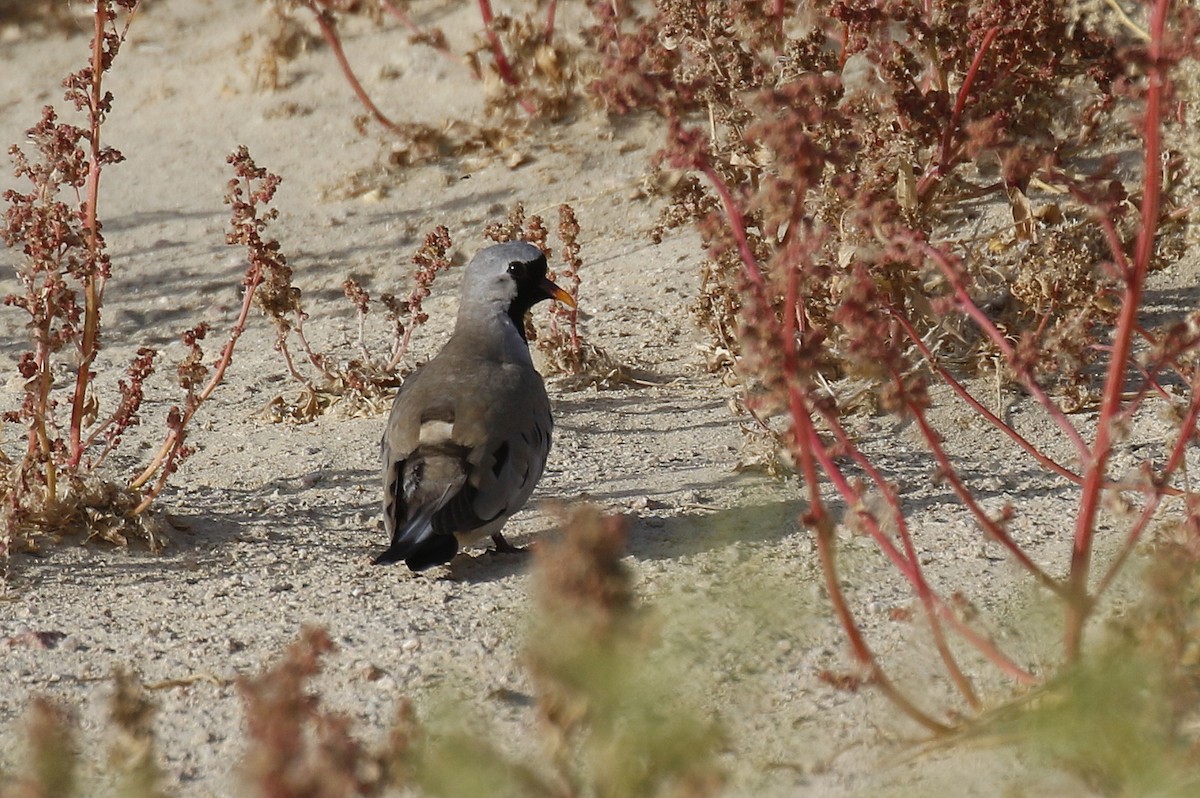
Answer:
[{"left": 417, "top": 498, "right": 807, "bottom": 586}]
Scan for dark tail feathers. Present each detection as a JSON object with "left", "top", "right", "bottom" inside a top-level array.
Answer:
[{"left": 373, "top": 533, "right": 459, "bottom": 571}]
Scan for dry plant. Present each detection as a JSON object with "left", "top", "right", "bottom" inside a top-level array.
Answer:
[
  {"left": 0, "top": 1, "right": 269, "bottom": 560},
  {"left": 238, "top": 1, "right": 322, "bottom": 92},
  {"left": 0, "top": 633, "right": 414, "bottom": 798},
  {"left": 592, "top": 0, "right": 1200, "bottom": 748},
  {"left": 263, "top": 0, "right": 574, "bottom": 124},
  {"left": 484, "top": 202, "right": 634, "bottom": 388},
  {"left": 107, "top": 670, "right": 168, "bottom": 798},
  {"left": 237, "top": 626, "right": 406, "bottom": 797},
  {"left": 0, "top": 670, "right": 166, "bottom": 798},
  {"left": 967, "top": 529, "right": 1200, "bottom": 792},
  {"left": 243, "top": 0, "right": 589, "bottom": 195},
  {"left": 223, "top": 154, "right": 456, "bottom": 422},
  {"left": 406, "top": 507, "right": 724, "bottom": 798},
  {"left": 0, "top": 698, "right": 78, "bottom": 798},
  {"left": 243, "top": 528, "right": 727, "bottom": 798}
]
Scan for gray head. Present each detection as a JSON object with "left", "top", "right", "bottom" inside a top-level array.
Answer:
[{"left": 458, "top": 241, "right": 574, "bottom": 337}]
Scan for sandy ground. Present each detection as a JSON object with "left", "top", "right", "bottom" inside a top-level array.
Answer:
[{"left": 0, "top": 1, "right": 1190, "bottom": 795}]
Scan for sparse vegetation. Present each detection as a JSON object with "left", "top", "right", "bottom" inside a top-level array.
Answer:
[
  {"left": 223, "top": 148, "right": 456, "bottom": 422},
  {"left": 0, "top": 509, "right": 726, "bottom": 798},
  {"left": 0, "top": 0, "right": 260, "bottom": 556}
]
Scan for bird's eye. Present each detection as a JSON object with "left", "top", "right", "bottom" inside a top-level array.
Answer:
[{"left": 507, "top": 261, "right": 527, "bottom": 280}]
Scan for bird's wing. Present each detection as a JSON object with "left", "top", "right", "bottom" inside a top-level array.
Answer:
[
  {"left": 377, "top": 367, "right": 466, "bottom": 565},
  {"left": 434, "top": 381, "right": 551, "bottom": 539}
]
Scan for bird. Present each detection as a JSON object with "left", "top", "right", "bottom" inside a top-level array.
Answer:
[{"left": 375, "top": 240, "right": 575, "bottom": 571}]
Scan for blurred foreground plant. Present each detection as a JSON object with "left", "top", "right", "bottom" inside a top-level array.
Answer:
[
  {"left": 526, "top": 506, "right": 725, "bottom": 798},
  {"left": 971, "top": 533, "right": 1200, "bottom": 793},
  {"left": 236, "top": 512, "right": 722, "bottom": 798},
  {"left": 238, "top": 626, "right": 405, "bottom": 797},
  {"left": 0, "top": 507, "right": 727, "bottom": 797},
  {"left": 410, "top": 506, "right": 724, "bottom": 798}
]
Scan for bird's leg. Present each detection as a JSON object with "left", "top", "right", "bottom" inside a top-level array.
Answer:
[{"left": 491, "top": 532, "right": 526, "bottom": 554}]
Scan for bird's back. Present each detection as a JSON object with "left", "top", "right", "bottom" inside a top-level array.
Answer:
[{"left": 379, "top": 330, "right": 552, "bottom": 567}]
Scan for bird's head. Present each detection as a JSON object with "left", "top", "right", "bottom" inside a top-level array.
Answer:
[{"left": 459, "top": 241, "right": 576, "bottom": 337}]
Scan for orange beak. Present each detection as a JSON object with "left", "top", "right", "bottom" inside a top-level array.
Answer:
[{"left": 541, "top": 277, "right": 576, "bottom": 308}]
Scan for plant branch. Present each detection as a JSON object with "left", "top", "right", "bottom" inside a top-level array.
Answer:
[
  {"left": 477, "top": 0, "right": 538, "bottom": 116},
  {"left": 305, "top": 2, "right": 407, "bottom": 135},
  {"left": 889, "top": 307, "right": 1084, "bottom": 484},
  {"left": 129, "top": 266, "right": 264, "bottom": 505},
  {"left": 918, "top": 25, "right": 1000, "bottom": 198},
  {"left": 1063, "top": 0, "right": 1170, "bottom": 662},
  {"left": 923, "top": 245, "right": 1091, "bottom": 463}
]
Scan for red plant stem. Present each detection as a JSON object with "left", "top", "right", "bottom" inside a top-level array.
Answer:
[
  {"left": 277, "top": 337, "right": 318, "bottom": 392},
  {"left": 1063, "top": 0, "right": 1170, "bottom": 662},
  {"left": 814, "top": 509, "right": 952, "bottom": 733},
  {"left": 917, "top": 25, "right": 1000, "bottom": 198},
  {"left": 811, "top": 399, "right": 1036, "bottom": 684},
  {"left": 389, "top": 310, "right": 424, "bottom": 371},
  {"left": 34, "top": 336, "right": 57, "bottom": 501},
  {"left": 708, "top": 146, "right": 1031, "bottom": 694},
  {"left": 477, "top": 0, "right": 538, "bottom": 116},
  {"left": 293, "top": 317, "right": 336, "bottom": 381},
  {"left": 821, "top": 405, "right": 981, "bottom": 706},
  {"left": 389, "top": 328, "right": 414, "bottom": 371},
  {"left": 794, "top": 394, "right": 973, "bottom": 696},
  {"left": 545, "top": 0, "right": 558, "bottom": 40},
  {"left": 924, "top": 245, "right": 1090, "bottom": 462},
  {"left": 895, "top": 307, "right": 1190, "bottom": 505},
  {"left": 356, "top": 308, "right": 370, "bottom": 362},
  {"left": 776, "top": 264, "right": 974, "bottom": 720},
  {"left": 1109, "top": 352, "right": 1170, "bottom": 426},
  {"left": 793, "top": 389, "right": 951, "bottom": 731},
  {"left": 129, "top": 267, "right": 265, "bottom": 503},
  {"left": 909, "top": 398, "right": 1064, "bottom": 594},
  {"left": 68, "top": 1, "right": 113, "bottom": 469},
  {"left": 790, "top": 402, "right": 951, "bottom": 721},
  {"left": 697, "top": 157, "right": 766, "bottom": 289},
  {"left": 772, "top": 0, "right": 785, "bottom": 40},
  {"left": 378, "top": 0, "right": 420, "bottom": 34},
  {"left": 568, "top": 299, "right": 580, "bottom": 355},
  {"left": 778, "top": 264, "right": 944, "bottom": 726},
  {"left": 306, "top": 2, "right": 407, "bottom": 136},
  {"left": 917, "top": 307, "right": 1196, "bottom": 504},
  {"left": 1089, "top": 202, "right": 1133, "bottom": 276},
  {"left": 889, "top": 308, "right": 1081, "bottom": 483},
  {"left": 1127, "top": 358, "right": 1174, "bottom": 407}
]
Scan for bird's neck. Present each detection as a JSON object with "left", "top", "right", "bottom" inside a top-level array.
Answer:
[
  {"left": 507, "top": 305, "right": 530, "bottom": 342},
  {"left": 452, "top": 308, "right": 533, "bottom": 363}
]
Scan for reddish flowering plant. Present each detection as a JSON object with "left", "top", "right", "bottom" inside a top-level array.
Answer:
[{"left": 610, "top": 0, "right": 1200, "bottom": 730}]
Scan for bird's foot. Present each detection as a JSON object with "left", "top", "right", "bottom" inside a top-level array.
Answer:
[{"left": 491, "top": 533, "right": 528, "bottom": 555}]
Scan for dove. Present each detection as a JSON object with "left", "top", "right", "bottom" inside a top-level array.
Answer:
[{"left": 375, "top": 241, "right": 575, "bottom": 570}]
